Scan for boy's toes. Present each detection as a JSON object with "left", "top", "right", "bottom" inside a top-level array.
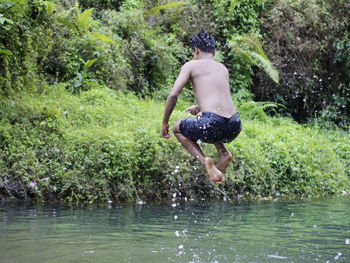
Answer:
[{"left": 215, "top": 175, "right": 225, "bottom": 184}]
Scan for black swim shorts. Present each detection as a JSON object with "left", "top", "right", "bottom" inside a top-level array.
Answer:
[{"left": 179, "top": 112, "right": 242, "bottom": 144}]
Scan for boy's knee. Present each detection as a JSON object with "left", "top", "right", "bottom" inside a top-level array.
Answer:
[{"left": 173, "top": 120, "right": 181, "bottom": 133}]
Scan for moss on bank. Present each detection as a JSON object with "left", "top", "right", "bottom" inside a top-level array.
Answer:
[{"left": 0, "top": 85, "right": 349, "bottom": 202}]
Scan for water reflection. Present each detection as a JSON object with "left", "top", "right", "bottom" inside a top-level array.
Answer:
[{"left": 1, "top": 197, "right": 350, "bottom": 262}]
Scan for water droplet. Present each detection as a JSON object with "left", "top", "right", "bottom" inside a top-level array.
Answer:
[
  {"left": 334, "top": 252, "right": 342, "bottom": 260},
  {"left": 345, "top": 239, "right": 350, "bottom": 245},
  {"left": 267, "top": 255, "right": 287, "bottom": 259},
  {"left": 174, "top": 215, "right": 178, "bottom": 220},
  {"left": 175, "top": 231, "right": 179, "bottom": 237},
  {"left": 178, "top": 244, "right": 184, "bottom": 249},
  {"left": 172, "top": 203, "right": 177, "bottom": 207}
]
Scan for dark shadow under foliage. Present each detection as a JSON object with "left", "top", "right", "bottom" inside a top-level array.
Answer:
[{"left": 253, "top": 0, "right": 350, "bottom": 127}]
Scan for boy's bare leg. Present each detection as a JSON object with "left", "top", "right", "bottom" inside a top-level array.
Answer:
[
  {"left": 173, "top": 121, "right": 224, "bottom": 184},
  {"left": 214, "top": 143, "right": 233, "bottom": 173}
]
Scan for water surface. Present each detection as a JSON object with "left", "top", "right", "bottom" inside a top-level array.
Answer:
[{"left": 1, "top": 196, "right": 350, "bottom": 262}]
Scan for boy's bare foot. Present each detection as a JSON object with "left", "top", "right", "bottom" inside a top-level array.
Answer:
[
  {"left": 205, "top": 157, "right": 225, "bottom": 184},
  {"left": 216, "top": 153, "right": 232, "bottom": 173}
]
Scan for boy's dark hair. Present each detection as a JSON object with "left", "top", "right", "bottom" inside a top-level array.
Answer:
[{"left": 190, "top": 31, "right": 216, "bottom": 53}]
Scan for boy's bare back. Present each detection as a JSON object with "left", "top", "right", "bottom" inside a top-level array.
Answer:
[{"left": 183, "top": 59, "right": 236, "bottom": 118}]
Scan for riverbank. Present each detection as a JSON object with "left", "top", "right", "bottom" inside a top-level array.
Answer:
[{"left": 1, "top": 85, "right": 349, "bottom": 202}]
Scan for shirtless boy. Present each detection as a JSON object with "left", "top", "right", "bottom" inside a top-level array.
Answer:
[{"left": 161, "top": 31, "right": 242, "bottom": 184}]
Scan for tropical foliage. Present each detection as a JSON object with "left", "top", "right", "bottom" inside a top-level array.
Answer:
[{"left": 0, "top": 0, "right": 349, "bottom": 201}]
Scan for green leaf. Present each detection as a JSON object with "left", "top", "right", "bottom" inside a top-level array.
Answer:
[
  {"left": 0, "top": 14, "right": 14, "bottom": 25},
  {"left": 0, "top": 49, "right": 13, "bottom": 55},
  {"left": 77, "top": 72, "right": 83, "bottom": 81},
  {"left": 91, "top": 33, "right": 113, "bottom": 43},
  {"left": 147, "top": 2, "right": 189, "bottom": 16},
  {"left": 229, "top": 0, "right": 239, "bottom": 11},
  {"left": 84, "top": 58, "right": 98, "bottom": 69},
  {"left": 45, "top": 2, "right": 56, "bottom": 14}
]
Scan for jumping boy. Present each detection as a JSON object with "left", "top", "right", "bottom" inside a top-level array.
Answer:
[{"left": 161, "top": 31, "right": 241, "bottom": 184}]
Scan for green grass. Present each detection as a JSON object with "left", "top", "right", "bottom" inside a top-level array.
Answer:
[{"left": 0, "top": 84, "right": 349, "bottom": 202}]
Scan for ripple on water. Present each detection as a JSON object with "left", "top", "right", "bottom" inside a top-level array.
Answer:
[{"left": 0, "top": 197, "right": 350, "bottom": 262}]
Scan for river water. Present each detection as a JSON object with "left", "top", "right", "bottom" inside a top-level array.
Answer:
[{"left": 1, "top": 196, "right": 350, "bottom": 263}]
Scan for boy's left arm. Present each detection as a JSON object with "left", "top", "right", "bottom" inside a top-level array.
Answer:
[{"left": 162, "top": 63, "right": 192, "bottom": 138}]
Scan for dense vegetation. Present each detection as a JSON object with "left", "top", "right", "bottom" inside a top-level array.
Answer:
[{"left": 0, "top": 0, "right": 349, "bottom": 202}]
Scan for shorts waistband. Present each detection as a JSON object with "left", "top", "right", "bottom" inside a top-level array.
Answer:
[{"left": 201, "top": 112, "right": 239, "bottom": 121}]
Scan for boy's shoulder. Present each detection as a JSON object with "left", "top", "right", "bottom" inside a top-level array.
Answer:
[
  {"left": 183, "top": 60, "right": 227, "bottom": 71},
  {"left": 183, "top": 60, "right": 197, "bottom": 67},
  {"left": 180, "top": 60, "right": 197, "bottom": 73},
  {"left": 182, "top": 59, "right": 215, "bottom": 68}
]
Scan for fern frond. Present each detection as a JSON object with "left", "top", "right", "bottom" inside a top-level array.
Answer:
[
  {"left": 228, "top": 40, "right": 255, "bottom": 64},
  {"left": 147, "top": 2, "right": 189, "bottom": 16},
  {"left": 76, "top": 8, "right": 94, "bottom": 33},
  {"left": 240, "top": 34, "right": 268, "bottom": 60},
  {"left": 250, "top": 52, "right": 279, "bottom": 84},
  {"left": 240, "top": 101, "right": 285, "bottom": 121},
  {"left": 229, "top": 34, "right": 280, "bottom": 84}
]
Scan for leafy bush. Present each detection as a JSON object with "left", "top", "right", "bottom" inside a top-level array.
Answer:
[
  {"left": 254, "top": 0, "right": 350, "bottom": 126},
  {"left": 99, "top": 8, "right": 186, "bottom": 95},
  {"left": 211, "top": 0, "right": 266, "bottom": 92},
  {"left": 1, "top": 1, "right": 187, "bottom": 96},
  {"left": 0, "top": 85, "right": 349, "bottom": 201},
  {"left": 1, "top": 0, "right": 349, "bottom": 202},
  {"left": 225, "top": 118, "right": 349, "bottom": 198},
  {"left": 0, "top": 0, "right": 55, "bottom": 94},
  {"left": 78, "top": 0, "right": 124, "bottom": 12}
]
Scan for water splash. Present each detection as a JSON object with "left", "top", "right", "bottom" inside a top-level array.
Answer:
[{"left": 334, "top": 252, "right": 342, "bottom": 260}]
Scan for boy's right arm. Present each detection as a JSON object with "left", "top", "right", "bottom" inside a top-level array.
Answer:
[{"left": 162, "top": 62, "right": 192, "bottom": 138}]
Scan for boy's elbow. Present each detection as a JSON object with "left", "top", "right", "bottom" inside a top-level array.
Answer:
[{"left": 168, "top": 93, "right": 179, "bottom": 101}]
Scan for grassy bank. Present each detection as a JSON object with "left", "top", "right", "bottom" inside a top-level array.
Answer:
[{"left": 0, "top": 85, "right": 349, "bottom": 202}]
